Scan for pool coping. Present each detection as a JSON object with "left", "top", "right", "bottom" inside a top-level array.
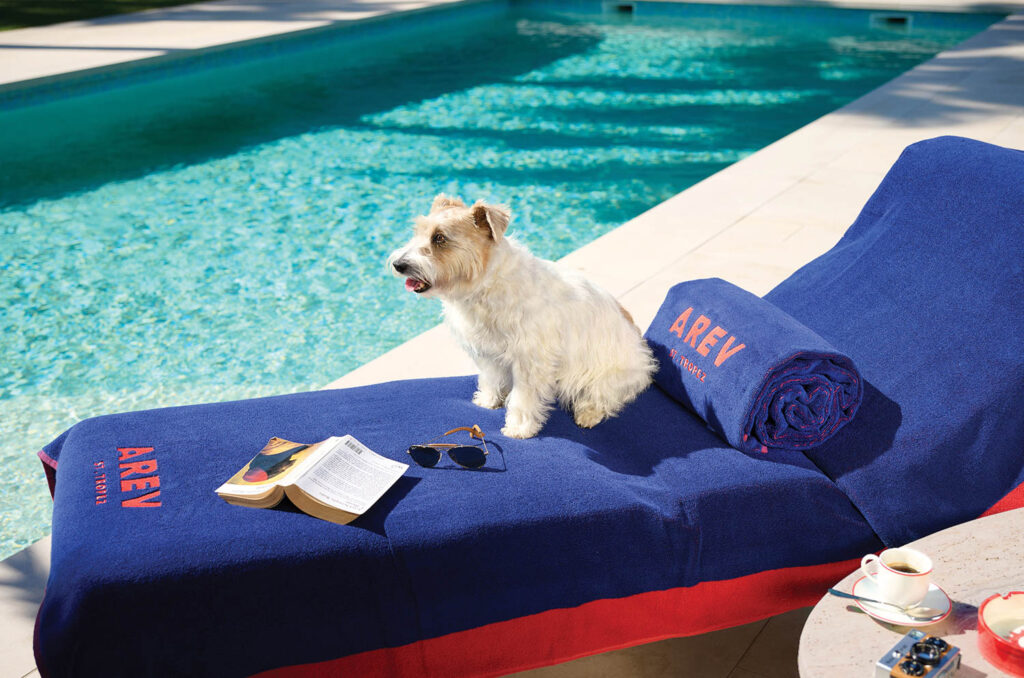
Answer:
[
  {"left": 0, "top": 0, "right": 470, "bottom": 91},
  {"left": 3, "top": 1, "right": 1024, "bottom": 676},
  {"left": 1, "top": 0, "right": 1023, "bottom": 95}
]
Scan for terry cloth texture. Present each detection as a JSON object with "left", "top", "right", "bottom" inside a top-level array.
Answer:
[
  {"left": 644, "top": 278, "right": 862, "bottom": 453},
  {"left": 34, "top": 378, "right": 881, "bottom": 678},
  {"left": 33, "top": 136, "right": 1024, "bottom": 678},
  {"left": 767, "top": 136, "right": 1024, "bottom": 546}
]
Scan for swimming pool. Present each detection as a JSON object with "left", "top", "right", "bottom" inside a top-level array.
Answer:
[{"left": 0, "top": 0, "right": 1002, "bottom": 559}]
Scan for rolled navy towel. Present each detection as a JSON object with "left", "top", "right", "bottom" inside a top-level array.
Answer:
[{"left": 644, "top": 278, "right": 862, "bottom": 453}]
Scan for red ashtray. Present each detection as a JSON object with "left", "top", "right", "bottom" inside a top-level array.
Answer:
[{"left": 979, "top": 591, "right": 1024, "bottom": 677}]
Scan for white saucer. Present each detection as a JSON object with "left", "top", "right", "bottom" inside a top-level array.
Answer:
[{"left": 850, "top": 575, "right": 952, "bottom": 626}]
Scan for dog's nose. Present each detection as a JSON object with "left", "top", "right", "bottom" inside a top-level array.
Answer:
[{"left": 393, "top": 259, "right": 410, "bottom": 275}]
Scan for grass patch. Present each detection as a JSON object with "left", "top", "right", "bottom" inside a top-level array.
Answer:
[{"left": 0, "top": 1, "right": 196, "bottom": 30}]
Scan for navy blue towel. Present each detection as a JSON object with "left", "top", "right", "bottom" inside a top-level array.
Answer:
[
  {"left": 645, "top": 278, "right": 862, "bottom": 453},
  {"left": 766, "top": 136, "right": 1024, "bottom": 546},
  {"left": 34, "top": 377, "right": 879, "bottom": 678}
]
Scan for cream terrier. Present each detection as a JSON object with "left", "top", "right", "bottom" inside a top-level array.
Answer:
[{"left": 389, "top": 194, "right": 656, "bottom": 439}]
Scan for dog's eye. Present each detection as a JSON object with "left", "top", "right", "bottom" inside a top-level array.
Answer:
[{"left": 432, "top": 232, "right": 447, "bottom": 247}]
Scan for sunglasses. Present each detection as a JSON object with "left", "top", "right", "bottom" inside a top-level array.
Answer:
[{"left": 407, "top": 425, "right": 489, "bottom": 469}]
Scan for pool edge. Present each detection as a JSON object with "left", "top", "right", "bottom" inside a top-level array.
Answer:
[
  {"left": 2, "top": 0, "right": 1022, "bottom": 98},
  {"left": 0, "top": 0, "right": 497, "bottom": 104}
]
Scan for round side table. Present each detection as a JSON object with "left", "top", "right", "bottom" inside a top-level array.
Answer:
[{"left": 798, "top": 507, "right": 1024, "bottom": 678}]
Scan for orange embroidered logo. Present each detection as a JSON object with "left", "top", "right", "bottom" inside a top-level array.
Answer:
[
  {"left": 117, "top": 447, "right": 162, "bottom": 508},
  {"left": 667, "top": 307, "right": 746, "bottom": 367},
  {"left": 93, "top": 461, "right": 108, "bottom": 505},
  {"left": 668, "top": 348, "right": 707, "bottom": 382}
]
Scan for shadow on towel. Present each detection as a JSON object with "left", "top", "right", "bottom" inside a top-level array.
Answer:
[
  {"left": 803, "top": 381, "right": 902, "bottom": 479},
  {"left": 265, "top": 475, "right": 422, "bottom": 537},
  {"left": 560, "top": 387, "right": 812, "bottom": 477},
  {"left": 574, "top": 379, "right": 900, "bottom": 480}
]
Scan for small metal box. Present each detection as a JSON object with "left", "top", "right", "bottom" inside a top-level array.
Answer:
[{"left": 875, "top": 629, "right": 960, "bottom": 678}]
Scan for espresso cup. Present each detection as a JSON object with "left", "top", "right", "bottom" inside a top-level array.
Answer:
[{"left": 860, "top": 547, "right": 933, "bottom": 607}]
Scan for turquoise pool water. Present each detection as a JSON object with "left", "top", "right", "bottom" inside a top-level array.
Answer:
[{"left": 0, "top": 0, "right": 1001, "bottom": 559}]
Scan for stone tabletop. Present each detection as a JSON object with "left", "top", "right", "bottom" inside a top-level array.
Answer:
[{"left": 798, "top": 508, "right": 1024, "bottom": 678}]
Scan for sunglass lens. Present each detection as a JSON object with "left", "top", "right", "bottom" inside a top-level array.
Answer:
[
  {"left": 408, "top": 446, "right": 442, "bottom": 468},
  {"left": 449, "top": 446, "right": 487, "bottom": 469}
]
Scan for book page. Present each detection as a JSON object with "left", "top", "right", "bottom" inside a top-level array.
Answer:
[{"left": 293, "top": 436, "right": 408, "bottom": 515}]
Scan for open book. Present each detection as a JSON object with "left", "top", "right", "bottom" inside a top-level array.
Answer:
[{"left": 216, "top": 435, "right": 408, "bottom": 525}]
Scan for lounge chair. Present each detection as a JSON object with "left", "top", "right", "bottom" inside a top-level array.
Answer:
[{"left": 33, "top": 136, "right": 1024, "bottom": 677}]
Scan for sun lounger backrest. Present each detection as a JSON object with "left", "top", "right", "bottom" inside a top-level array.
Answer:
[{"left": 765, "top": 135, "right": 1024, "bottom": 546}]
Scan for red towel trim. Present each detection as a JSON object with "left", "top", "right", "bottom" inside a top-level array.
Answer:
[
  {"left": 979, "top": 480, "right": 1024, "bottom": 517},
  {"left": 38, "top": 450, "right": 58, "bottom": 499},
  {"left": 254, "top": 557, "right": 860, "bottom": 678},
  {"left": 37, "top": 449, "right": 58, "bottom": 470}
]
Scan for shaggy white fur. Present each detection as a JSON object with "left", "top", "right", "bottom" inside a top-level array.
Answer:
[{"left": 389, "top": 194, "right": 656, "bottom": 439}]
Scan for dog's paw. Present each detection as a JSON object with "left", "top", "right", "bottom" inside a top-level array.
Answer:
[
  {"left": 497, "top": 419, "right": 540, "bottom": 440},
  {"left": 573, "top": 405, "right": 609, "bottom": 429},
  {"left": 501, "top": 415, "right": 542, "bottom": 439},
  {"left": 472, "top": 390, "right": 505, "bottom": 409}
]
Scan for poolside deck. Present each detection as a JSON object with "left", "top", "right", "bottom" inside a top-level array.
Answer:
[{"left": 2, "top": 0, "right": 1024, "bottom": 676}]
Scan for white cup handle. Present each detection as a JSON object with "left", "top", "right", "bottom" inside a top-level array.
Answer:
[{"left": 861, "top": 554, "right": 881, "bottom": 583}]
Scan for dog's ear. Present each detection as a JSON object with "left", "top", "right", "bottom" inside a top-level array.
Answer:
[
  {"left": 472, "top": 202, "right": 511, "bottom": 241},
  {"left": 430, "top": 193, "right": 465, "bottom": 213}
]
